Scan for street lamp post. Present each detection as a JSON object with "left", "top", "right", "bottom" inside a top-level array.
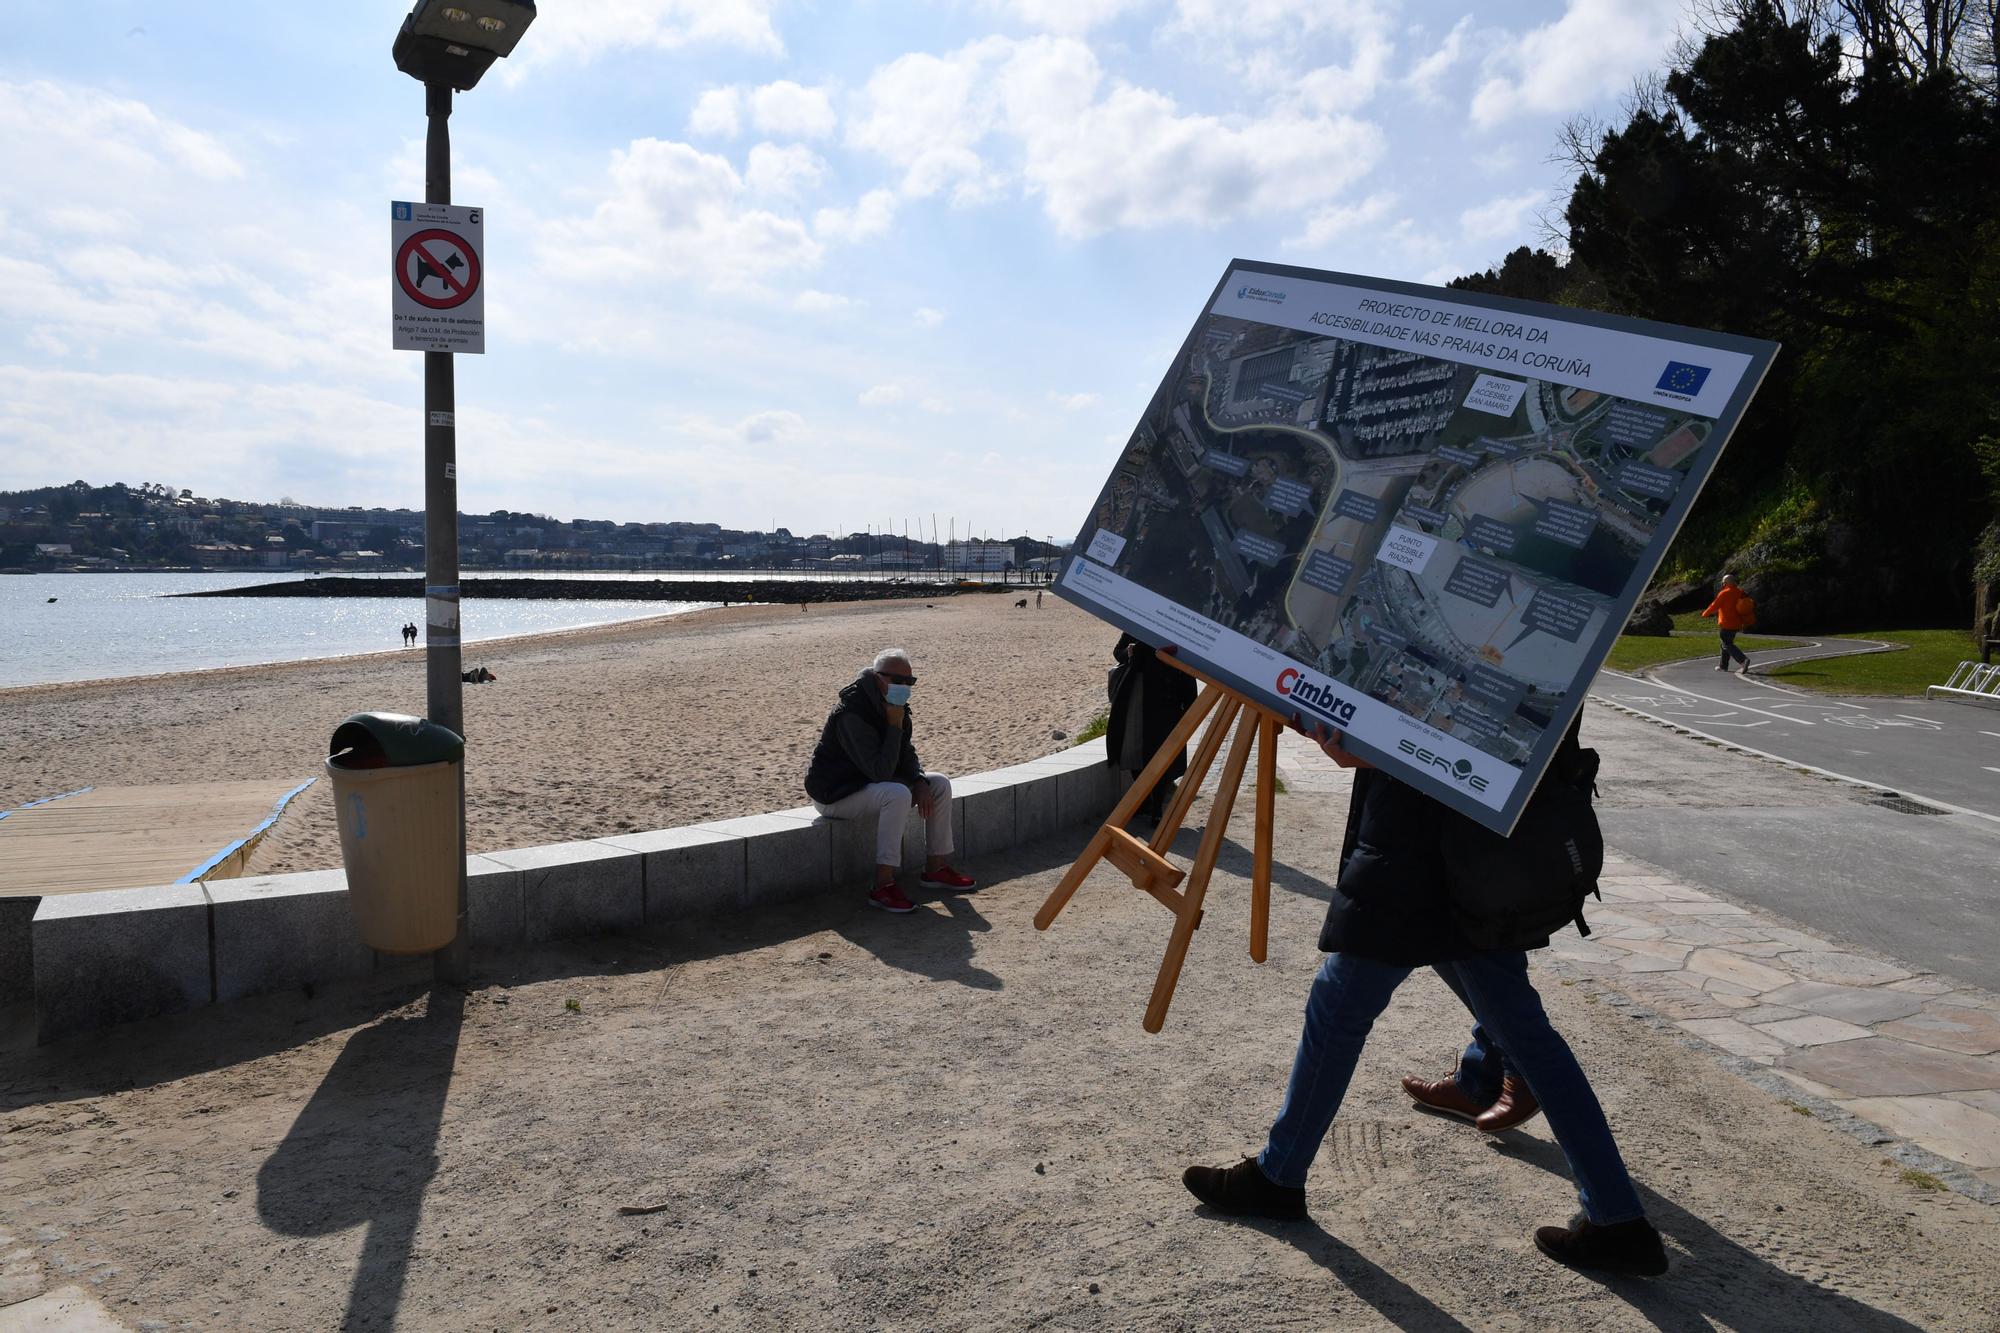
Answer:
[{"left": 392, "top": 0, "right": 535, "bottom": 985}]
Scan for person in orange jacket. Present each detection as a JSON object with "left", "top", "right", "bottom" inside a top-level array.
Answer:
[{"left": 1701, "top": 573, "right": 1753, "bottom": 673}]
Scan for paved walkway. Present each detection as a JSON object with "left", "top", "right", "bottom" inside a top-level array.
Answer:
[
  {"left": 0, "top": 779, "right": 314, "bottom": 898},
  {"left": 1273, "top": 729, "right": 2000, "bottom": 1201},
  {"left": 1589, "top": 637, "right": 2000, "bottom": 821}
]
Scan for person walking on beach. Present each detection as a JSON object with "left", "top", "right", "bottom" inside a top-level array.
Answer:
[
  {"left": 805, "top": 648, "right": 975, "bottom": 914},
  {"left": 1701, "top": 573, "right": 1754, "bottom": 673},
  {"left": 1180, "top": 721, "right": 1667, "bottom": 1278}
]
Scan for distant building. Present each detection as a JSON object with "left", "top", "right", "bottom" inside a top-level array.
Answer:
[{"left": 946, "top": 541, "right": 1010, "bottom": 572}]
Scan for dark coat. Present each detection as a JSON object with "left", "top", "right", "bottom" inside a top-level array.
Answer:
[
  {"left": 1317, "top": 768, "right": 1483, "bottom": 966},
  {"left": 1104, "top": 634, "right": 1199, "bottom": 783},
  {"left": 804, "top": 671, "right": 924, "bottom": 804},
  {"left": 1318, "top": 723, "right": 1586, "bottom": 964}
]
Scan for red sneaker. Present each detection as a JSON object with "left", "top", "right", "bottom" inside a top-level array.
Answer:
[
  {"left": 919, "top": 865, "right": 977, "bottom": 892},
  {"left": 868, "top": 883, "right": 915, "bottom": 913}
]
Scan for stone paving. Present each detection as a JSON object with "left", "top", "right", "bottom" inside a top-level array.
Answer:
[{"left": 1270, "top": 729, "right": 2000, "bottom": 1201}]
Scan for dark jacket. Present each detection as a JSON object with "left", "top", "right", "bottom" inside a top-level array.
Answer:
[
  {"left": 1104, "top": 634, "right": 1199, "bottom": 782},
  {"left": 1317, "top": 722, "right": 1587, "bottom": 964},
  {"left": 1318, "top": 768, "right": 1485, "bottom": 965},
  {"left": 804, "top": 670, "right": 924, "bottom": 804}
]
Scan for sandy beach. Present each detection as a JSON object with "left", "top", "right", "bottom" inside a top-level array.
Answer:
[
  {"left": 7, "top": 776, "right": 2000, "bottom": 1330},
  {"left": 0, "top": 593, "right": 1117, "bottom": 880}
]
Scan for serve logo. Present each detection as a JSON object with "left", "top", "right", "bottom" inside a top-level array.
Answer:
[
  {"left": 1275, "top": 667, "right": 1357, "bottom": 726},
  {"left": 1395, "top": 739, "right": 1490, "bottom": 793}
]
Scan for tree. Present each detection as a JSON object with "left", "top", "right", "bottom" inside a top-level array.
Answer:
[{"left": 1548, "top": 0, "right": 2000, "bottom": 621}]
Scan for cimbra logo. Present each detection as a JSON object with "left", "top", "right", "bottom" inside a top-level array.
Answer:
[
  {"left": 1394, "top": 738, "right": 1491, "bottom": 793},
  {"left": 1275, "top": 667, "right": 1357, "bottom": 726}
]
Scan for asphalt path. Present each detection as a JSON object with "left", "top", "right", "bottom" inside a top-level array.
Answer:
[
  {"left": 1590, "top": 636, "right": 2000, "bottom": 820},
  {"left": 1585, "top": 636, "right": 2000, "bottom": 991}
]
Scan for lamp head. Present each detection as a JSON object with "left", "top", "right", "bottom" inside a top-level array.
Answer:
[{"left": 393, "top": 0, "right": 536, "bottom": 91}]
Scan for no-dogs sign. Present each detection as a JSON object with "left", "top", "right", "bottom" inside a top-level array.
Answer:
[{"left": 391, "top": 201, "right": 484, "bottom": 354}]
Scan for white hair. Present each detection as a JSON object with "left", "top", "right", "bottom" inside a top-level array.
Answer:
[{"left": 871, "top": 647, "right": 912, "bottom": 673}]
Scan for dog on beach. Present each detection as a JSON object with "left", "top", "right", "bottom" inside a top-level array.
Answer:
[{"left": 1014, "top": 598, "right": 1028, "bottom": 608}]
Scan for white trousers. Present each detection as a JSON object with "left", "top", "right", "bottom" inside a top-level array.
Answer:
[{"left": 814, "top": 774, "right": 953, "bottom": 867}]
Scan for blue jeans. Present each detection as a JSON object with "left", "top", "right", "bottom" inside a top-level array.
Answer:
[
  {"left": 1431, "top": 963, "right": 1507, "bottom": 1104},
  {"left": 1257, "top": 952, "right": 1645, "bottom": 1225}
]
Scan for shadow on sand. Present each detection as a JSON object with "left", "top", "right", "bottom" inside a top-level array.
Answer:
[
  {"left": 255, "top": 986, "right": 464, "bottom": 1333},
  {"left": 1488, "top": 1132, "right": 1926, "bottom": 1332},
  {"left": 1190, "top": 1207, "right": 1475, "bottom": 1332}
]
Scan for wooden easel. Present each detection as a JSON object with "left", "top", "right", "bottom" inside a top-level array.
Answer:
[{"left": 1034, "top": 654, "right": 1286, "bottom": 1032}]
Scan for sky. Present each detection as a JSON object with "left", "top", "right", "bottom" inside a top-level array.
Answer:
[{"left": 0, "top": 0, "right": 1698, "bottom": 541}]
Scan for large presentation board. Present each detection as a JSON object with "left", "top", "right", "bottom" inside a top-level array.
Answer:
[{"left": 1057, "top": 260, "right": 1779, "bottom": 835}]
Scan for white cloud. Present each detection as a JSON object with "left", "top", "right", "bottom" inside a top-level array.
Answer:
[
  {"left": 846, "top": 40, "right": 1010, "bottom": 203},
  {"left": 743, "top": 142, "right": 828, "bottom": 197},
  {"left": 0, "top": 366, "right": 413, "bottom": 502},
  {"left": 688, "top": 87, "right": 741, "bottom": 138},
  {"left": 538, "top": 138, "right": 823, "bottom": 287},
  {"left": 986, "top": 0, "right": 1152, "bottom": 33},
  {"left": 735, "top": 408, "right": 806, "bottom": 443},
  {"left": 793, "top": 289, "right": 855, "bottom": 313},
  {"left": 0, "top": 81, "right": 387, "bottom": 382},
  {"left": 1285, "top": 191, "right": 1397, "bottom": 250},
  {"left": 859, "top": 383, "right": 906, "bottom": 406},
  {"left": 1405, "top": 15, "right": 1474, "bottom": 102},
  {"left": 0, "top": 80, "right": 241, "bottom": 189},
  {"left": 1472, "top": 0, "right": 1685, "bottom": 127},
  {"left": 813, "top": 189, "right": 897, "bottom": 243},
  {"left": 1459, "top": 188, "right": 1542, "bottom": 241},
  {"left": 1170, "top": 0, "right": 1396, "bottom": 107},
  {"left": 748, "top": 81, "right": 838, "bottom": 139},
  {"left": 1051, "top": 391, "right": 1099, "bottom": 410},
  {"left": 848, "top": 36, "right": 1384, "bottom": 237},
  {"left": 508, "top": 0, "right": 784, "bottom": 73},
  {"left": 913, "top": 307, "right": 945, "bottom": 327}
]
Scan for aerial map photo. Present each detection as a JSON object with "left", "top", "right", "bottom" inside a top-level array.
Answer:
[{"left": 1081, "top": 313, "right": 1714, "bottom": 769}]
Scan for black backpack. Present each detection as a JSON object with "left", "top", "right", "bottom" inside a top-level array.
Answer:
[{"left": 1438, "top": 726, "right": 1603, "bottom": 951}]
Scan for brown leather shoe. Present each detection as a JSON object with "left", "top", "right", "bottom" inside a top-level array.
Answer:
[
  {"left": 1400, "top": 1072, "right": 1489, "bottom": 1124},
  {"left": 1474, "top": 1075, "right": 1541, "bottom": 1133}
]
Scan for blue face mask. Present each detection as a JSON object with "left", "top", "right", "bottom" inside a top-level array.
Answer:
[{"left": 884, "top": 683, "right": 913, "bottom": 707}]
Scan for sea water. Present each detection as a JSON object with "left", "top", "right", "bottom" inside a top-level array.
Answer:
[{"left": 0, "top": 571, "right": 717, "bottom": 688}]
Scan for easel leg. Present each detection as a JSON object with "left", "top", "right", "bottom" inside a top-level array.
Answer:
[
  {"left": 1143, "top": 707, "right": 1259, "bottom": 1033},
  {"left": 1034, "top": 684, "right": 1222, "bottom": 931},
  {"left": 1250, "top": 716, "right": 1277, "bottom": 963},
  {"left": 1152, "top": 694, "right": 1240, "bottom": 855}
]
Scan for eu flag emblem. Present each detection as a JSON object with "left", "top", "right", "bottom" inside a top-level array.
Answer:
[{"left": 1657, "top": 361, "right": 1710, "bottom": 395}]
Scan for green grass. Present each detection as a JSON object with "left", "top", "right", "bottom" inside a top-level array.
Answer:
[
  {"left": 1757, "top": 629, "right": 1979, "bottom": 696},
  {"left": 1605, "top": 613, "right": 1976, "bottom": 695},
  {"left": 1073, "top": 710, "right": 1109, "bottom": 745},
  {"left": 1605, "top": 630, "right": 1798, "bottom": 672},
  {"left": 1899, "top": 1166, "right": 1947, "bottom": 1192}
]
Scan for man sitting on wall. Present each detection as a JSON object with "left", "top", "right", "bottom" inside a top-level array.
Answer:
[{"left": 805, "top": 647, "right": 976, "bottom": 913}]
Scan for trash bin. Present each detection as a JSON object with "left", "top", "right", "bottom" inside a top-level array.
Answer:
[{"left": 325, "top": 711, "right": 465, "bottom": 955}]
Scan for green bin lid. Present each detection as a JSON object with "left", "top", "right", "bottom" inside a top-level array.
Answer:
[{"left": 328, "top": 711, "right": 464, "bottom": 767}]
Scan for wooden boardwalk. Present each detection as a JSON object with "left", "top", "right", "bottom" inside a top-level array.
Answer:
[{"left": 0, "top": 779, "right": 316, "bottom": 898}]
